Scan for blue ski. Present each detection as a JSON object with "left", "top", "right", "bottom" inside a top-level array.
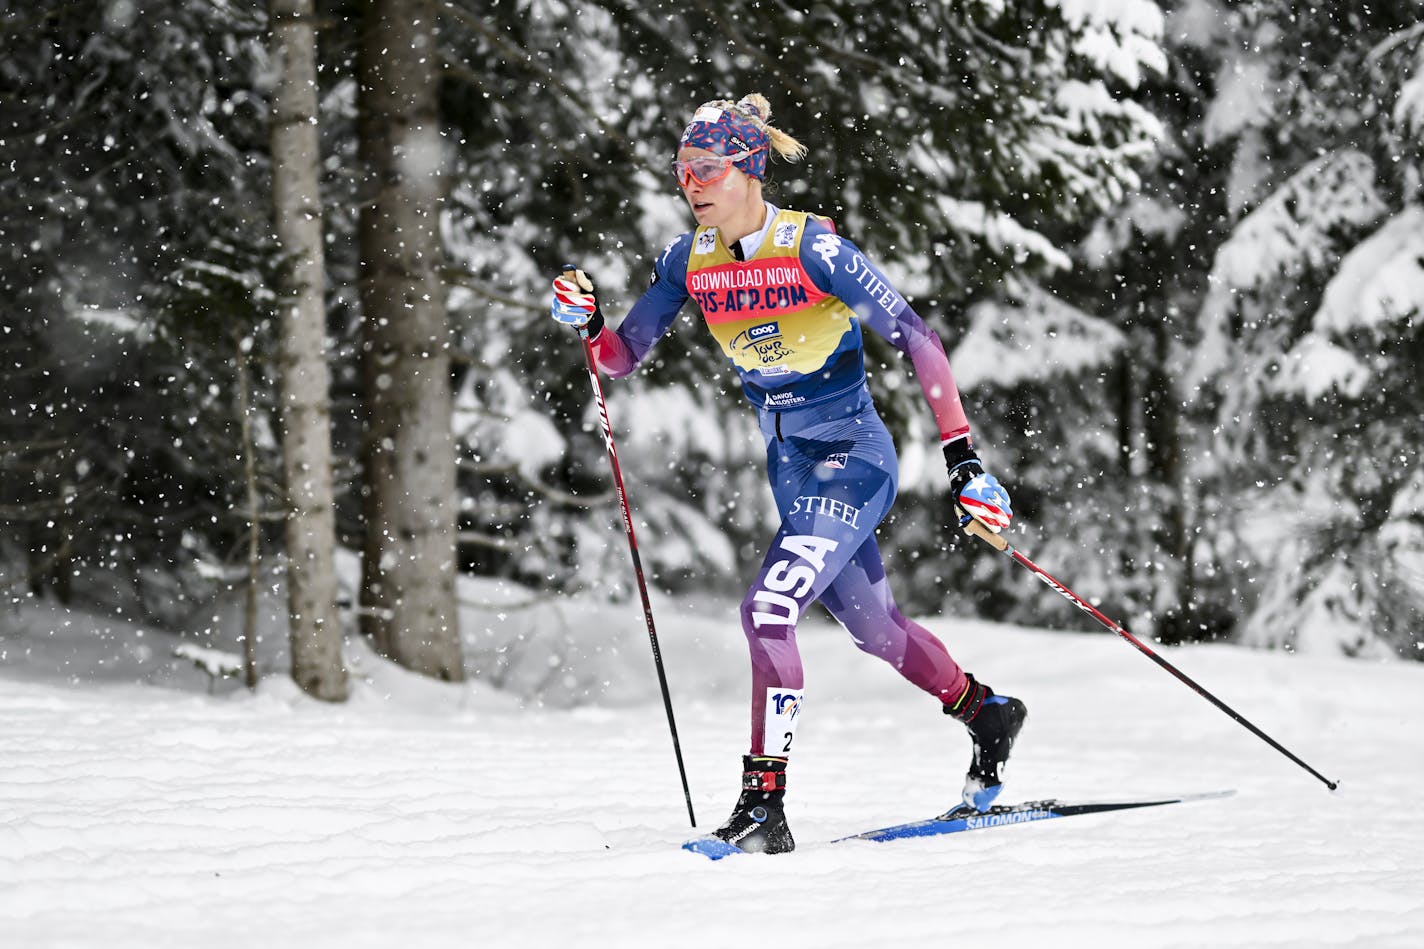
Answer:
[
  {"left": 837, "top": 789, "right": 1234, "bottom": 844},
  {"left": 684, "top": 790, "right": 1232, "bottom": 858}
]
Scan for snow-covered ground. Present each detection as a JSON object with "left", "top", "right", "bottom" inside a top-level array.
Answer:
[{"left": 3, "top": 590, "right": 1422, "bottom": 948}]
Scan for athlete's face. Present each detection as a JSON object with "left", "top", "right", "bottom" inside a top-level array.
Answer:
[{"left": 675, "top": 146, "right": 763, "bottom": 239}]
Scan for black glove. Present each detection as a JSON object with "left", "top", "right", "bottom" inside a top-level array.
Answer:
[{"left": 943, "top": 437, "right": 984, "bottom": 508}]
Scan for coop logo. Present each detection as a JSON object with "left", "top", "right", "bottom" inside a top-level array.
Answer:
[
  {"left": 730, "top": 321, "right": 792, "bottom": 366},
  {"left": 730, "top": 322, "right": 782, "bottom": 350}
]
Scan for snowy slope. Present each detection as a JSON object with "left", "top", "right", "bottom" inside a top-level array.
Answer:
[{"left": 2, "top": 598, "right": 1421, "bottom": 949}]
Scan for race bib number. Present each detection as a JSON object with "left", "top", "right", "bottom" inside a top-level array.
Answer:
[{"left": 764, "top": 687, "right": 805, "bottom": 756}]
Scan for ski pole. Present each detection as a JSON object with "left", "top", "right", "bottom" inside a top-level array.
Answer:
[
  {"left": 577, "top": 324, "right": 697, "bottom": 827},
  {"left": 961, "top": 518, "right": 1339, "bottom": 791}
]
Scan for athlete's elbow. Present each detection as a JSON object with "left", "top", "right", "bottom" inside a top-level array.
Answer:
[{"left": 596, "top": 357, "right": 640, "bottom": 380}]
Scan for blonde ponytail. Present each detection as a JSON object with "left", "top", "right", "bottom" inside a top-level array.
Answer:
[
  {"left": 698, "top": 93, "right": 808, "bottom": 164},
  {"left": 733, "top": 93, "right": 808, "bottom": 163}
]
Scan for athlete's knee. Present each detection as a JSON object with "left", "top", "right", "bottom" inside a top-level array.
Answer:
[
  {"left": 825, "top": 595, "right": 905, "bottom": 660},
  {"left": 844, "top": 614, "right": 903, "bottom": 659}
]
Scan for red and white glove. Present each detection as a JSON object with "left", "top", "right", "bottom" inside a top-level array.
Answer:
[
  {"left": 551, "top": 267, "right": 603, "bottom": 336},
  {"left": 944, "top": 438, "right": 1013, "bottom": 532}
]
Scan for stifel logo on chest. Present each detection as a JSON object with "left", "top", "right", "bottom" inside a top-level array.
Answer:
[{"left": 689, "top": 259, "right": 823, "bottom": 322}]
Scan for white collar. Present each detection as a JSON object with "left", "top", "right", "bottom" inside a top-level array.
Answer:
[{"left": 734, "top": 202, "right": 780, "bottom": 259}]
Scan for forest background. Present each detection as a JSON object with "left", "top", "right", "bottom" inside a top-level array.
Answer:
[{"left": 3, "top": 0, "right": 1423, "bottom": 700}]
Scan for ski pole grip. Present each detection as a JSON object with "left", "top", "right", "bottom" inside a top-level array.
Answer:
[
  {"left": 560, "top": 268, "right": 594, "bottom": 292},
  {"left": 961, "top": 513, "right": 1010, "bottom": 552}
]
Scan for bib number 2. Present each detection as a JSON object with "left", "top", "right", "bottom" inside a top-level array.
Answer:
[{"left": 765, "top": 687, "right": 804, "bottom": 756}]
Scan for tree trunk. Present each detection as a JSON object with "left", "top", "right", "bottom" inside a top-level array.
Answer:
[
  {"left": 269, "top": 0, "right": 348, "bottom": 701},
  {"left": 234, "top": 330, "right": 261, "bottom": 691},
  {"left": 355, "top": 0, "right": 464, "bottom": 681}
]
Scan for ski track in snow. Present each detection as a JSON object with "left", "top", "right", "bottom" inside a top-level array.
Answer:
[{"left": 2, "top": 615, "right": 1422, "bottom": 948}]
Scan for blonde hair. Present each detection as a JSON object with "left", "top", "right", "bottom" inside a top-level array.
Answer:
[{"left": 704, "top": 93, "right": 808, "bottom": 163}]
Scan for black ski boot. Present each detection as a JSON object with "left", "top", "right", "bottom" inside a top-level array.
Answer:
[
  {"left": 945, "top": 674, "right": 1027, "bottom": 811},
  {"left": 711, "top": 755, "right": 795, "bottom": 854}
]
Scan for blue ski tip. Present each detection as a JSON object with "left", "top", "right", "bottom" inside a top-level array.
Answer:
[{"left": 683, "top": 836, "right": 745, "bottom": 860}]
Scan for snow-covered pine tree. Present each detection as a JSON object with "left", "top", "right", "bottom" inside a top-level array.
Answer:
[
  {"left": 0, "top": 1, "right": 275, "bottom": 619},
  {"left": 991, "top": 0, "right": 1242, "bottom": 643},
  {"left": 1186, "top": 2, "right": 1424, "bottom": 658},
  {"left": 148, "top": 228, "right": 288, "bottom": 653},
  {"left": 1060, "top": 0, "right": 1423, "bottom": 656},
  {"left": 1019, "top": 1, "right": 1424, "bottom": 660}
]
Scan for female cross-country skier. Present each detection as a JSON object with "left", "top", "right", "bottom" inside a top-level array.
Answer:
[{"left": 551, "top": 93, "right": 1026, "bottom": 854}]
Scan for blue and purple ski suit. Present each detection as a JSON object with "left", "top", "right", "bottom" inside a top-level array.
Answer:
[{"left": 590, "top": 204, "right": 976, "bottom": 755}]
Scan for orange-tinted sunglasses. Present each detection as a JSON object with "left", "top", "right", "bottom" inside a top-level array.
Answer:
[{"left": 671, "top": 147, "right": 764, "bottom": 187}]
